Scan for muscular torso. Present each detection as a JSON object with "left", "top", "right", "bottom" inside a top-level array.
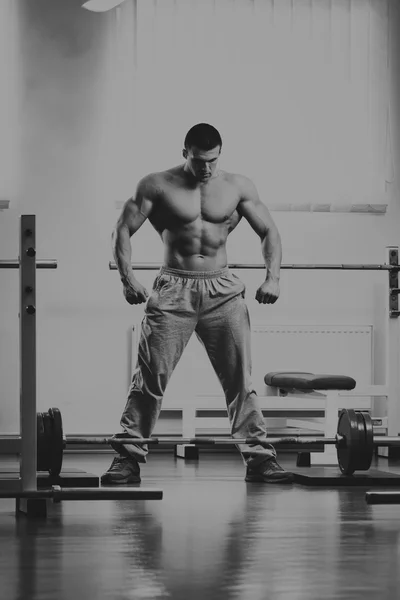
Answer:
[{"left": 148, "top": 166, "right": 243, "bottom": 271}]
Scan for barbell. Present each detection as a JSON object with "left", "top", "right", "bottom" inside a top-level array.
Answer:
[
  {"left": 0, "top": 259, "right": 57, "bottom": 269},
  {"left": 109, "top": 261, "right": 400, "bottom": 271},
  {"left": 37, "top": 408, "right": 399, "bottom": 477}
]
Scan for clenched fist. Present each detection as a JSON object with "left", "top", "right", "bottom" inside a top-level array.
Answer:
[
  {"left": 255, "top": 278, "right": 280, "bottom": 304},
  {"left": 123, "top": 279, "right": 149, "bottom": 305}
]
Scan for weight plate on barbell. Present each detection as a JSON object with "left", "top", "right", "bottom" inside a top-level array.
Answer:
[
  {"left": 337, "top": 409, "right": 360, "bottom": 476},
  {"left": 358, "top": 411, "right": 374, "bottom": 471},
  {"left": 355, "top": 411, "right": 369, "bottom": 472},
  {"left": 36, "top": 412, "right": 49, "bottom": 472},
  {"left": 48, "top": 407, "right": 64, "bottom": 477},
  {"left": 43, "top": 411, "right": 55, "bottom": 474}
]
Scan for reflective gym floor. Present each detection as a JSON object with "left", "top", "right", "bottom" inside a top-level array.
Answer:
[{"left": 1, "top": 452, "right": 400, "bottom": 600}]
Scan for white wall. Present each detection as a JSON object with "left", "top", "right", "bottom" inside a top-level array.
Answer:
[{"left": 0, "top": 0, "right": 399, "bottom": 434}]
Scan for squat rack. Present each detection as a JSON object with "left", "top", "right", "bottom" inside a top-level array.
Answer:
[
  {"left": 0, "top": 215, "right": 53, "bottom": 496},
  {"left": 0, "top": 216, "right": 163, "bottom": 517}
]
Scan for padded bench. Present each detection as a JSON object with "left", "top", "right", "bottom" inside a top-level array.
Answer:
[{"left": 264, "top": 372, "right": 356, "bottom": 392}]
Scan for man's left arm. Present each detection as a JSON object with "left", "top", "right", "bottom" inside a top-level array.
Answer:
[{"left": 236, "top": 176, "right": 282, "bottom": 304}]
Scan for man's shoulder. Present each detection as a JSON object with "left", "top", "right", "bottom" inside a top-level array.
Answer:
[
  {"left": 137, "top": 170, "right": 173, "bottom": 198},
  {"left": 221, "top": 171, "right": 253, "bottom": 190},
  {"left": 139, "top": 171, "right": 163, "bottom": 187},
  {"left": 142, "top": 166, "right": 182, "bottom": 186}
]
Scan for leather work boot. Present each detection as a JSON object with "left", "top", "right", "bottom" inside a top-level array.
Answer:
[
  {"left": 100, "top": 455, "right": 141, "bottom": 485},
  {"left": 245, "top": 457, "right": 294, "bottom": 484}
]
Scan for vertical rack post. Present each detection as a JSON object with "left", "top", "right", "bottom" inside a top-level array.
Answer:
[
  {"left": 379, "top": 246, "right": 400, "bottom": 458},
  {"left": 19, "top": 215, "right": 37, "bottom": 490}
]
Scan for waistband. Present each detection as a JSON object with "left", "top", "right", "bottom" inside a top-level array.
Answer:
[{"left": 160, "top": 265, "right": 230, "bottom": 279}]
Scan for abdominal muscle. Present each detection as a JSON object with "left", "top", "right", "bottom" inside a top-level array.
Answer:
[
  {"left": 164, "top": 250, "right": 229, "bottom": 272},
  {"left": 162, "top": 220, "right": 230, "bottom": 272}
]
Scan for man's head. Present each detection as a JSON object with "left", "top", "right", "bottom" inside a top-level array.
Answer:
[{"left": 183, "top": 123, "right": 222, "bottom": 182}]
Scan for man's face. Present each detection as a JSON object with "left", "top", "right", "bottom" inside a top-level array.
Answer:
[{"left": 183, "top": 145, "right": 221, "bottom": 182}]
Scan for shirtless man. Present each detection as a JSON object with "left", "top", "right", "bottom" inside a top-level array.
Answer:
[{"left": 101, "top": 123, "right": 294, "bottom": 485}]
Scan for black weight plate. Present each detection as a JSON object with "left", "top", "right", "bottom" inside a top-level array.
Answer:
[
  {"left": 42, "top": 411, "right": 53, "bottom": 473},
  {"left": 48, "top": 407, "right": 64, "bottom": 477},
  {"left": 355, "top": 411, "right": 367, "bottom": 471},
  {"left": 337, "top": 409, "right": 360, "bottom": 475},
  {"left": 36, "top": 412, "right": 49, "bottom": 472},
  {"left": 358, "top": 412, "right": 374, "bottom": 471}
]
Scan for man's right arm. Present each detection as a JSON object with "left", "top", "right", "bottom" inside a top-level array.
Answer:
[
  {"left": 112, "top": 176, "right": 156, "bottom": 304},
  {"left": 112, "top": 175, "right": 155, "bottom": 286}
]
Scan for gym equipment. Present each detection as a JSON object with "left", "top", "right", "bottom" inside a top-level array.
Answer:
[
  {"left": 264, "top": 372, "right": 356, "bottom": 390},
  {"left": 365, "top": 491, "right": 400, "bottom": 504},
  {"left": 0, "top": 483, "right": 163, "bottom": 518},
  {"left": 0, "top": 215, "right": 60, "bottom": 506},
  {"left": 0, "top": 259, "right": 57, "bottom": 269},
  {"left": 0, "top": 486, "right": 162, "bottom": 501},
  {"left": 35, "top": 408, "right": 400, "bottom": 477},
  {"left": 292, "top": 467, "right": 400, "bottom": 487},
  {"left": 0, "top": 216, "right": 165, "bottom": 519},
  {"left": 37, "top": 409, "right": 63, "bottom": 476},
  {"left": 109, "top": 262, "right": 400, "bottom": 271}
]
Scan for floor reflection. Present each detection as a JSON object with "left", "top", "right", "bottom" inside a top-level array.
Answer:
[{"left": 0, "top": 453, "right": 399, "bottom": 599}]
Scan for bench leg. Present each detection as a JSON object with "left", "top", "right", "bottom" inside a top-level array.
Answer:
[
  {"left": 175, "top": 444, "right": 199, "bottom": 459},
  {"left": 176, "top": 404, "right": 198, "bottom": 460},
  {"left": 296, "top": 452, "right": 311, "bottom": 467},
  {"left": 310, "top": 391, "right": 339, "bottom": 465},
  {"left": 16, "top": 497, "right": 48, "bottom": 519}
]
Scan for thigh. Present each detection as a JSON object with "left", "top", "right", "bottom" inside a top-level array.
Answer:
[
  {"left": 138, "top": 278, "right": 198, "bottom": 372},
  {"left": 195, "top": 295, "right": 252, "bottom": 383}
]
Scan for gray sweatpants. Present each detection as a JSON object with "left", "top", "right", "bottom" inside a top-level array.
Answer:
[{"left": 118, "top": 266, "right": 276, "bottom": 468}]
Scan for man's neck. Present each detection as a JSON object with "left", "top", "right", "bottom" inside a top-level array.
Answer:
[{"left": 182, "top": 164, "right": 221, "bottom": 186}]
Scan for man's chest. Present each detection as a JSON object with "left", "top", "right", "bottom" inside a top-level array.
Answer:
[{"left": 159, "top": 180, "right": 240, "bottom": 224}]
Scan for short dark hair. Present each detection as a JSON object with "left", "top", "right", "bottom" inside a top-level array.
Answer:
[{"left": 184, "top": 123, "right": 222, "bottom": 151}]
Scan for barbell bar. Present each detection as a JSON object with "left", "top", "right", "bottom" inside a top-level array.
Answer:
[
  {"left": 0, "top": 259, "right": 57, "bottom": 269},
  {"left": 37, "top": 408, "right": 396, "bottom": 478},
  {"left": 65, "top": 434, "right": 400, "bottom": 447},
  {"left": 109, "top": 262, "right": 399, "bottom": 271}
]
